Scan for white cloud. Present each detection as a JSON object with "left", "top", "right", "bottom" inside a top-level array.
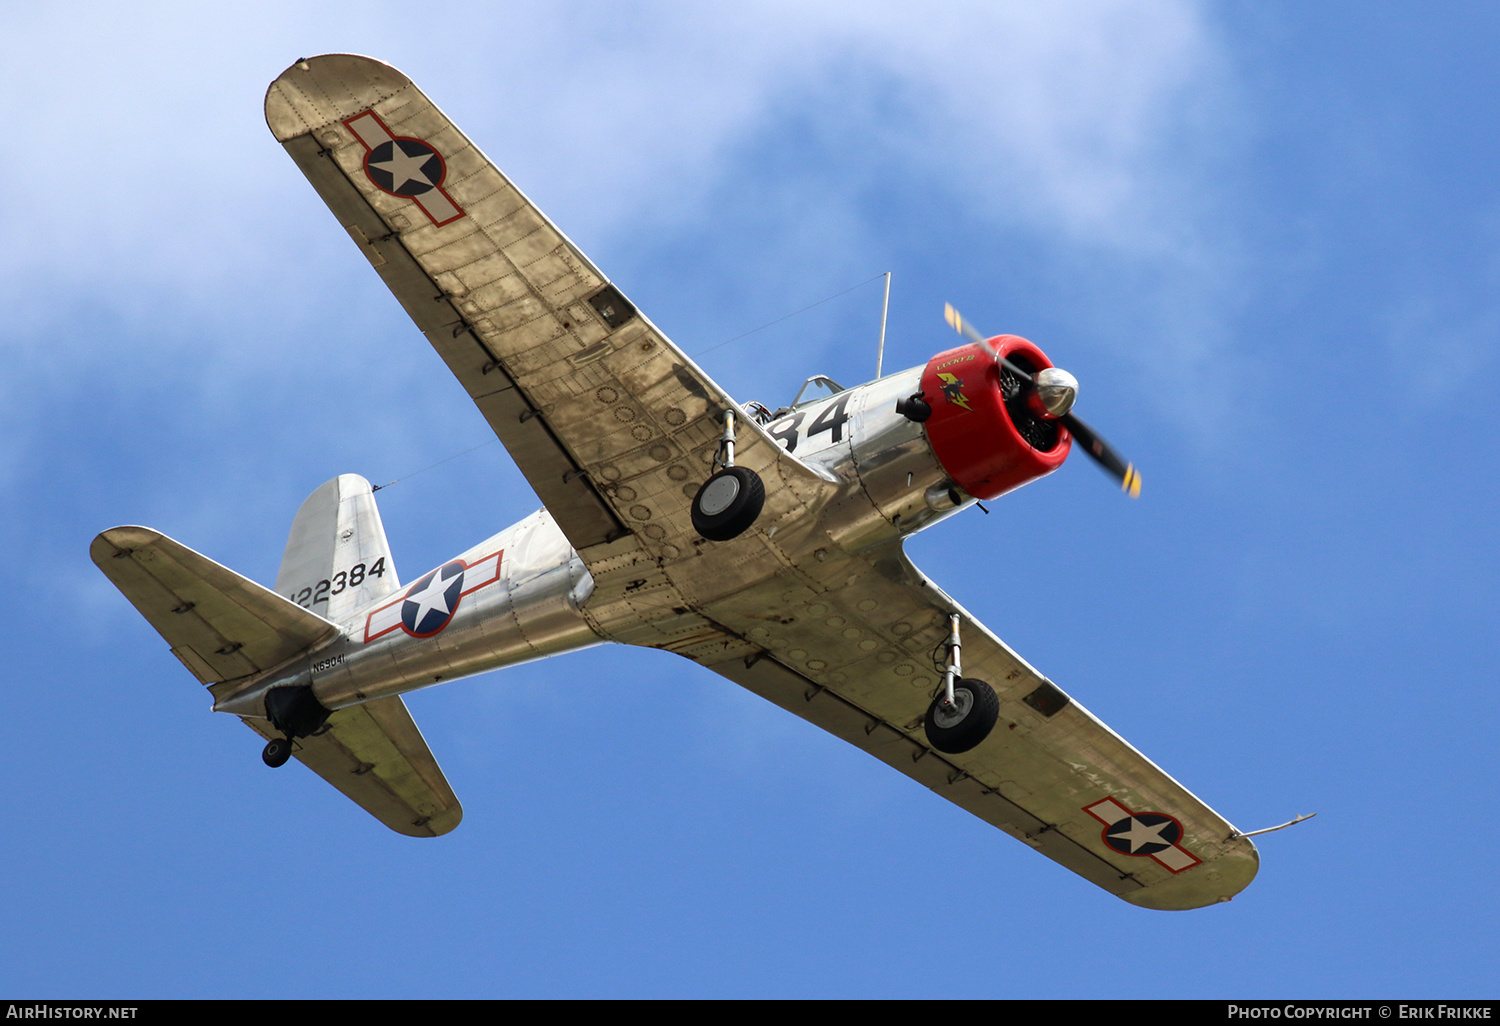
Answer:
[
  {"left": 0, "top": 1, "right": 1246, "bottom": 470},
  {"left": 0, "top": 1, "right": 1231, "bottom": 282}
]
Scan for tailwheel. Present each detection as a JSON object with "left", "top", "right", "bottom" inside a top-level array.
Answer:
[
  {"left": 262, "top": 737, "right": 294, "bottom": 768},
  {"left": 924, "top": 678, "right": 999, "bottom": 754},
  {"left": 691, "top": 466, "right": 765, "bottom": 541}
]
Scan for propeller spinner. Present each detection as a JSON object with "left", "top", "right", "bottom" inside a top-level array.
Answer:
[{"left": 943, "top": 304, "right": 1141, "bottom": 498}]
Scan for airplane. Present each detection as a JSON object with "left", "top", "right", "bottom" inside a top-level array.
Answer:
[{"left": 91, "top": 54, "right": 1258, "bottom": 911}]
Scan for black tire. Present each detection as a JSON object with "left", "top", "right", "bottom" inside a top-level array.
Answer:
[
  {"left": 924, "top": 678, "right": 999, "bottom": 754},
  {"left": 691, "top": 466, "right": 765, "bottom": 541},
  {"left": 262, "top": 737, "right": 294, "bottom": 768}
]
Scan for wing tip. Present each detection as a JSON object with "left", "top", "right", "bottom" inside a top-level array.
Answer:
[
  {"left": 1119, "top": 842, "right": 1260, "bottom": 911},
  {"left": 90, "top": 525, "right": 163, "bottom": 566},
  {"left": 422, "top": 804, "right": 464, "bottom": 837},
  {"left": 265, "top": 54, "right": 414, "bottom": 141}
]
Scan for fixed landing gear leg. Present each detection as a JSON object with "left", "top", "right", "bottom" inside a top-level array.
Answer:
[
  {"left": 692, "top": 409, "right": 765, "bottom": 541},
  {"left": 923, "top": 614, "right": 999, "bottom": 754}
]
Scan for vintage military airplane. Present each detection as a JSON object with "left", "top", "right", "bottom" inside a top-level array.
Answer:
[{"left": 91, "top": 54, "right": 1258, "bottom": 910}]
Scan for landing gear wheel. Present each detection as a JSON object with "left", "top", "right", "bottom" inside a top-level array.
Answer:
[
  {"left": 691, "top": 466, "right": 765, "bottom": 541},
  {"left": 924, "top": 678, "right": 999, "bottom": 754},
  {"left": 262, "top": 737, "right": 294, "bottom": 768}
]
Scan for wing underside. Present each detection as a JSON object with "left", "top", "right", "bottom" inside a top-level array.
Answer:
[{"left": 694, "top": 542, "right": 1258, "bottom": 911}]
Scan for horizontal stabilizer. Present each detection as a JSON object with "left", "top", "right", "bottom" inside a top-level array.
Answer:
[
  {"left": 239, "top": 697, "right": 462, "bottom": 836},
  {"left": 91, "top": 526, "right": 337, "bottom": 684}
]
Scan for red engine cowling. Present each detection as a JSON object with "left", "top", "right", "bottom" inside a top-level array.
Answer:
[{"left": 920, "top": 336, "right": 1073, "bottom": 500}]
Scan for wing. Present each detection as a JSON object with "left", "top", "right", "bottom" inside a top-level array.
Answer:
[
  {"left": 264, "top": 55, "right": 836, "bottom": 569},
  {"left": 694, "top": 542, "right": 1258, "bottom": 911}
]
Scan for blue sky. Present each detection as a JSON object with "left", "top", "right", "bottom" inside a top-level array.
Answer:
[{"left": 4, "top": 1, "right": 1498, "bottom": 998}]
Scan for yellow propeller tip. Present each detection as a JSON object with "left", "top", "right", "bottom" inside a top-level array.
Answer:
[{"left": 1123, "top": 467, "right": 1142, "bottom": 498}]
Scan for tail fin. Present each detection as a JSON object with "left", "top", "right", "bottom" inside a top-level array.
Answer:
[{"left": 275, "top": 474, "right": 400, "bottom": 624}]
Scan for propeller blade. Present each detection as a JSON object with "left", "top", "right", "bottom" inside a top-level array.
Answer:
[
  {"left": 1059, "top": 411, "right": 1142, "bottom": 498},
  {"left": 944, "top": 303, "right": 1034, "bottom": 383}
]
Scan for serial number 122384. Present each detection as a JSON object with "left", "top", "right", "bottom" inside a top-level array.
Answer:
[{"left": 287, "top": 557, "right": 388, "bottom": 608}]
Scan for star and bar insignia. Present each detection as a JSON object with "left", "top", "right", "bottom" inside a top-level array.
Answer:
[
  {"left": 1084, "top": 798, "right": 1201, "bottom": 873},
  {"left": 364, "top": 551, "right": 503, "bottom": 642},
  {"left": 342, "top": 110, "right": 466, "bottom": 226}
]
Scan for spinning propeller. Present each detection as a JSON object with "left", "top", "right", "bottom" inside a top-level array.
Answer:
[{"left": 944, "top": 303, "right": 1142, "bottom": 497}]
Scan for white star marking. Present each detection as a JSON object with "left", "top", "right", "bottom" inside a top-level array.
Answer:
[
  {"left": 405, "top": 570, "right": 458, "bottom": 627},
  {"left": 1109, "top": 817, "right": 1175, "bottom": 853},
  {"left": 371, "top": 144, "right": 436, "bottom": 193}
]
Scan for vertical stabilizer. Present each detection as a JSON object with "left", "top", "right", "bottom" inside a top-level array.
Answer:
[{"left": 276, "top": 474, "right": 401, "bottom": 623}]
